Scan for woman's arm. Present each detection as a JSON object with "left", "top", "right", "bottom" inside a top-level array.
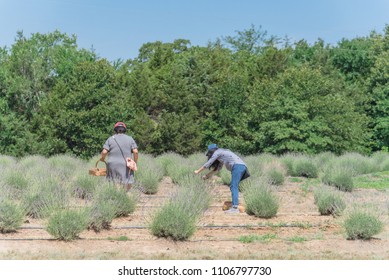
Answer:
[
  {"left": 132, "top": 148, "right": 139, "bottom": 163},
  {"left": 194, "top": 166, "right": 205, "bottom": 174},
  {"left": 201, "top": 169, "right": 217, "bottom": 180},
  {"left": 100, "top": 149, "right": 108, "bottom": 161}
]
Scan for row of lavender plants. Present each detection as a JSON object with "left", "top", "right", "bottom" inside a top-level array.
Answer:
[{"left": 1, "top": 151, "right": 388, "bottom": 240}]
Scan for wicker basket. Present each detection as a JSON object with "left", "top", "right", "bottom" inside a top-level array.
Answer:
[
  {"left": 222, "top": 201, "right": 245, "bottom": 213},
  {"left": 89, "top": 160, "right": 107, "bottom": 176}
]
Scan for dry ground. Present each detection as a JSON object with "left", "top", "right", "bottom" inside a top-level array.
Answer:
[{"left": 1, "top": 177, "right": 389, "bottom": 260}]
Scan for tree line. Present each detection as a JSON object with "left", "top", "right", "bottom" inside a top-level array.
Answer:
[{"left": 0, "top": 25, "right": 388, "bottom": 159}]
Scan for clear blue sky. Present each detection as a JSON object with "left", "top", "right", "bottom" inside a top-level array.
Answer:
[{"left": 1, "top": 0, "right": 388, "bottom": 61}]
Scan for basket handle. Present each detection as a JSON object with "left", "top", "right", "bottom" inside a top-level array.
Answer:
[{"left": 95, "top": 159, "right": 107, "bottom": 169}]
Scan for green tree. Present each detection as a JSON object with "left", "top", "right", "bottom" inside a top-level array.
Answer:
[
  {"left": 223, "top": 24, "right": 277, "bottom": 54},
  {"left": 202, "top": 76, "right": 254, "bottom": 154},
  {"left": 2, "top": 31, "right": 96, "bottom": 120},
  {"left": 331, "top": 36, "right": 376, "bottom": 82},
  {"left": 366, "top": 50, "right": 389, "bottom": 150},
  {"left": 33, "top": 59, "right": 135, "bottom": 158},
  {"left": 248, "top": 66, "right": 370, "bottom": 154}
]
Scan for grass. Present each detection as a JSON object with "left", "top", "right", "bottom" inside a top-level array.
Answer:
[
  {"left": 107, "top": 236, "right": 130, "bottom": 241},
  {"left": 294, "top": 222, "right": 313, "bottom": 229},
  {"left": 289, "top": 177, "right": 304, "bottom": 183},
  {"left": 286, "top": 236, "right": 307, "bottom": 242},
  {"left": 353, "top": 171, "right": 389, "bottom": 190},
  {"left": 264, "top": 222, "right": 289, "bottom": 228},
  {"left": 238, "top": 233, "right": 277, "bottom": 243},
  {"left": 262, "top": 221, "right": 313, "bottom": 228}
]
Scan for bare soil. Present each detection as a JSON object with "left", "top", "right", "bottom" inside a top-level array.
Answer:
[{"left": 1, "top": 177, "right": 389, "bottom": 260}]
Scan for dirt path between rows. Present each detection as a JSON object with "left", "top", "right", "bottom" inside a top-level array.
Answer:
[{"left": 1, "top": 177, "right": 389, "bottom": 259}]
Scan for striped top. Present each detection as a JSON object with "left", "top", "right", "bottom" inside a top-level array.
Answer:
[{"left": 203, "top": 148, "right": 246, "bottom": 171}]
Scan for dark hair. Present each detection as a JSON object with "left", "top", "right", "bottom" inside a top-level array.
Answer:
[
  {"left": 206, "top": 148, "right": 219, "bottom": 171},
  {"left": 114, "top": 127, "right": 126, "bottom": 134},
  {"left": 210, "top": 159, "right": 221, "bottom": 171},
  {"left": 206, "top": 148, "right": 218, "bottom": 158}
]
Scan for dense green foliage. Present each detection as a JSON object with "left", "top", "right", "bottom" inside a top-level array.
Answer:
[{"left": 1, "top": 26, "right": 389, "bottom": 158}]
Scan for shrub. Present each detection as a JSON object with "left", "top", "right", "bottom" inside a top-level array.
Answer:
[
  {"left": 314, "top": 186, "right": 346, "bottom": 216},
  {"left": 72, "top": 173, "right": 100, "bottom": 199},
  {"left": 156, "top": 152, "right": 183, "bottom": 177},
  {"left": 280, "top": 153, "right": 318, "bottom": 178},
  {"left": 87, "top": 203, "right": 117, "bottom": 232},
  {"left": 0, "top": 200, "right": 25, "bottom": 233},
  {"left": 370, "top": 151, "right": 389, "bottom": 171},
  {"left": 157, "top": 153, "right": 195, "bottom": 184},
  {"left": 266, "top": 169, "right": 285, "bottom": 186},
  {"left": 48, "top": 154, "right": 85, "bottom": 180},
  {"left": 0, "top": 155, "right": 16, "bottom": 170},
  {"left": 19, "top": 155, "right": 50, "bottom": 176},
  {"left": 380, "top": 158, "right": 389, "bottom": 172},
  {"left": 370, "top": 151, "right": 389, "bottom": 172},
  {"left": 280, "top": 156, "right": 293, "bottom": 176},
  {"left": 174, "top": 177, "right": 211, "bottom": 216},
  {"left": 336, "top": 153, "right": 375, "bottom": 176},
  {"left": 22, "top": 178, "right": 70, "bottom": 219},
  {"left": 187, "top": 152, "right": 207, "bottom": 169},
  {"left": 314, "top": 152, "right": 336, "bottom": 173},
  {"left": 150, "top": 202, "right": 197, "bottom": 240},
  {"left": 343, "top": 208, "right": 384, "bottom": 240},
  {"left": 94, "top": 185, "right": 137, "bottom": 217},
  {"left": 332, "top": 173, "right": 354, "bottom": 192},
  {"left": 241, "top": 154, "right": 270, "bottom": 178},
  {"left": 322, "top": 167, "right": 354, "bottom": 192},
  {"left": 280, "top": 153, "right": 300, "bottom": 176},
  {"left": 219, "top": 168, "right": 231, "bottom": 185},
  {"left": 243, "top": 180, "right": 279, "bottom": 218},
  {"left": 46, "top": 209, "right": 89, "bottom": 240},
  {"left": 150, "top": 181, "right": 211, "bottom": 240},
  {"left": 262, "top": 161, "right": 286, "bottom": 186},
  {"left": 136, "top": 154, "right": 164, "bottom": 194},
  {"left": 3, "top": 168, "right": 29, "bottom": 198},
  {"left": 294, "top": 157, "right": 318, "bottom": 178}
]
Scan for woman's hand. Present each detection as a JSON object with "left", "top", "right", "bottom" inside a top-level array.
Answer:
[{"left": 195, "top": 166, "right": 206, "bottom": 176}]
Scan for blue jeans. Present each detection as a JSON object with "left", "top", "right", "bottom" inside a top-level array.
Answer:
[{"left": 230, "top": 164, "right": 247, "bottom": 206}]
